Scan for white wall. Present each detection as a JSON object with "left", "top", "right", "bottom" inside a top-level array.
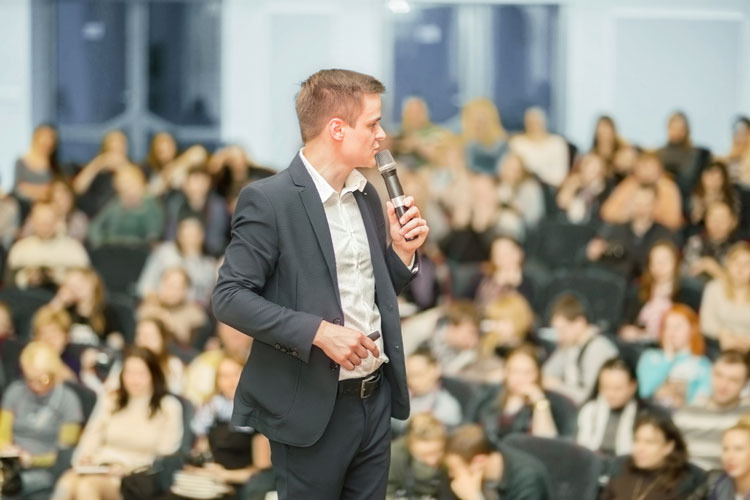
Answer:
[
  {"left": 221, "top": 0, "right": 386, "bottom": 169},
  {"left": 564, "top": 0, "right": 750, "bottom": 154},
  {"left": 0, "top": 0, "right": 31, "bottom": 192}
]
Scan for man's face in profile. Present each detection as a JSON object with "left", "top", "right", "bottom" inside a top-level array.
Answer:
[{"left": 340, "top": 93, "right": 386, "bottom": 168}]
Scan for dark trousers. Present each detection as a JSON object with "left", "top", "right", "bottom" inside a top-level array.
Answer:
[{"left": 270, "top": 376, "right": 392, "bottom": 500}]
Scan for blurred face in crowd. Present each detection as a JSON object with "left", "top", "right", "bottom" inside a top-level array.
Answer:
[
  {"left": 406, "top": 354, "right": 441, "bottom": 397},
  {"left": 631, "top": 187, "right": 657, "bottom": 221},
  {"left": 61, "top": 269, "right": 96, "bottom": 304},
  {"left": 667, "top": 114, "right": 689, "bottom": 145},
  {"left": 734, "top": 120, "right": 750, "bottom": 150},
  {"left": 721, "top": 429, "right": 750, "bottom": 479},
  {"left": 50, "top": 181, "right": 75, "bottom": 217},
  {"left": 152, "top": 132, "right": 177, "bottom": 166},
  {"left": 23, "top": 364, "right": 54, "bottom": 396},
  {"left": 524, "top": 108, "right": 547, "bottom": 136},
  {"left": 33, "top": 126, "right": 57, "bottom": 156},
  {"left": 580, "top": 154, "right": 606, "bottom": 185},
  {"left": 505, "top": 351, "right": 540, "bottom": 396},
  {"left": 634, "top": 156, "right": 662, "bottom": 184},
  {"left": 490, "top": 237, "right": 523, "bottom": 272},
  {"left": 705, "top": 202, "right": 737, "bottom": 241},
  {"left": 103, "top": 130, "right": 128, "bottom": 156},
  {"left": 445, "top": 319, "right": 479, "bottom": 351},
  {"left": 661, "top": 312, "right": 692, "bottom": 353},
  {"left": 598, "top": 367, "right": 637, "bottom": 409},
  {"left": 176, "top": 218, "right": 205, "bottom": 254},
  {"left": 409, "top": 437, "right": 445, "bottom": 468},
  {"left": 122, "top": 356, "right": 153, "bottom": 398},
  {"left": 551, "top": 313, "right": 587, "bottom": 347},
  {"left": 216, "top": 358, "right": 243, "bottom": 400},
  {"left": 402, "top": 97, "right": 429, "bottom": 131},
  {"left": 0, "top": 307, "right": 12, "bottom": 337},
  {"left": 135, "top": 320, "right": 165, "bottom": 356},
  {"left": 499, "top": 154, "right": 524, "bottom": 185},
  {"left": 36, "top": 322, "right": 68, "bottom": 355},
  {"left": 632, "top": 423, "right": 674, "bottom": 470},
  {"left": 727, "top": 249, "right": 750, "bottom": 289},
  {"left": 712, "top": 360, "right": 748, "bottom": 407},
  {"left": 31, "top": 204, "right": 58, "bottom": 239},
  {"left": 183, "top": 170, "right": 212, "bottom": 202},
  {"left": 158, "top": 269, "right": 189, "bottom": 307},
  {"left": 613, "top": 146, "right": 638, "bottom": 177},
  {"left": 700, "top": 165, "right": 726, "bottom": 194},
  {"left": 114, "top": 167, "right": 147, "bottom": 207},
  {"left": 648, "top": 244, "right": 677, "bottom": 283},
  {"left": 596, "top": 118, "right": 615, "bottom": 145},
  {"left": 339, "top": 93, "right": 386, "bottom": 169}
]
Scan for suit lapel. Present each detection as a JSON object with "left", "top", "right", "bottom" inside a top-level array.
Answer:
[
  {"left": 288, "top": 156, "right": 342, "bottom": 311},
  {"left": 354, "top": 190, "right": 389, "bottom": 305}
]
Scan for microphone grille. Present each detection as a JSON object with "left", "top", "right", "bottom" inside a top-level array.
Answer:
[{"left": 375, "top": 150, "right": 395, "bottom": 171}]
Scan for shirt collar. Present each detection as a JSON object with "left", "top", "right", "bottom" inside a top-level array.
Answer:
[{"left": 299, "top": 149, "right": 367, "bottom": 203}]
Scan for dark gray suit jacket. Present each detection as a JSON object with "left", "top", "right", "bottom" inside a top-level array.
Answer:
[{"left": 212, "top": 154, "right": 415, "bottom": 447}]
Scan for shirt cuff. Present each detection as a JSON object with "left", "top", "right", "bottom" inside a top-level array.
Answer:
[{"left": 408, "top": 254, "right": 418, "bottom": 274}]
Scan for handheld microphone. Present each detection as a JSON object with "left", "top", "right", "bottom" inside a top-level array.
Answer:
[{"left": 375, "top": 149, "right": 415, "bottom": 241}]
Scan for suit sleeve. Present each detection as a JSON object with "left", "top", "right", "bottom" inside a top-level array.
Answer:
[{"left": 212, "top": 183, "right": 322, "bottom": 363}]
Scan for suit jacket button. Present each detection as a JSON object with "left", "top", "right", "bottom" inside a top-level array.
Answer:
[
  {"left": 330, "top": 361, "right": 338, "bottom": 370},
  {"left": 333, "top": 318, "right": 342, "bottom": 325}
]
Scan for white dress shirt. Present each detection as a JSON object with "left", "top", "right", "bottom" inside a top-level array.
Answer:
[{"left": 299, "top": 150, "right": 388, "bottom": 380}]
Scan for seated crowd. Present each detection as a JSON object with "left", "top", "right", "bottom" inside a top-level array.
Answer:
[{"left": 0, "top": 101, "right": 748, "bottom": 500}]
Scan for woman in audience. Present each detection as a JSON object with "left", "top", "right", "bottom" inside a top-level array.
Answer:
[
  {"left": 578, "top": 358, "right": 645, "bottom": 457},
  {"left": 591, "top": 115, "right": 627, "bottom": 169},
  {"left": 473, "top": 235, "right": 534, "bottom": 310},
  {"left": 87, "top": 164, "right": 165, "bottom": 248},
  {"left": 556, "top": 153, "right": 612, "bottom": 226},
  {"left": 50, "top": 180, "right": 89, "bottom": 242},
  {"left": 689, "top": 160, "right": 740, "bottom": 227},
  {"left": 49, "top": 267, "right": 121, "bottom": 347},
  {"left": 611, "top": 144, "right": 639, "bottom": 185},
  {"left": 143, "top": 131, "right": 178, "bottom": 180},
  {"left": 395, "top": 96, "right": 450, "bottom": 169},
  {"left": 725, "top": 115, "right": 750, "bottom": 187},
  {"left": 137, "top": 267, "right": 208, "bottom": 349},
  {"left": 636, "top": 304, "right": 712, "bottom": 409},
  {"left": 136, "top": 217, "right": 217, "bottom": 307},
  {"left": 682, "top": 200, "right": 739, "bottom": 286},
  {"left": 178, "top": 354, "right": 272, "bottom": 499},
  {"left": 52, "top": 347, "right": 183, "bottom": 500},
  {"left": 461, "top": 98, "right": 509, "bottom": 176},
  {"left": 387, "top": 413, "right": 446, "bottom": 499},
  {"left": 13, "top": 124, "right": 59, "bottom": 209},
  {"left": 470, "top": 344, "right": 574, "bottom": 442},
  {"left": 601, "top": 412, "right": 702, "bottom": 500},
  {"left": 479, "top": 292, "right": 540, "bottom": 366},
  {"left": 72, "top": 130, "right": 130, "bottom": 217},
  {"left": 658, "top": 111, "right": 704, "bottom": 201},
  {"left": 509, "top": 107, "right": 569, "bottom": 187},
  {"left": 700, "top": 241, "right": 750, "bottom": 352},
  {"left": 0, "top": 342, "right": 83, "bottom": 499},
  {"left": 699, "top": 416, "right": 750, "bottom": 499},
  {"left": 620, "top": 241, "right": 684, "bottom": 342},
  {"left": 495, "top": 152, "right": 545, "bottom": 239}
]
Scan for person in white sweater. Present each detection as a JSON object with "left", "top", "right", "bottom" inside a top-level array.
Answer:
[
  {"left": 52, "top": 347, "right": 183, "bottom": 500},
  {"left": 509, "top": 107, "right": 569, "bottom": 187}
]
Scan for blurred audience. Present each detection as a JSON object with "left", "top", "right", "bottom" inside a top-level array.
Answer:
[
  {"left": 388, "top": 413, "right": 446, "bottom": 499},
  {"left": 461, "top": 98, "right": 509, "bottom": 176},
  {"left": 509, "top": 107, "right": 569, "bottom": 187}
]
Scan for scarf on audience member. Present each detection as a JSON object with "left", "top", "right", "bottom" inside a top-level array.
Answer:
[{"left": 578, "top": 397, "right": 637, "bottom": 455}]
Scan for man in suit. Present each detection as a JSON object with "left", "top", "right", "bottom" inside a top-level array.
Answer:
[{"left": 212, "top": 69, "right": 429, "bottom": 499}]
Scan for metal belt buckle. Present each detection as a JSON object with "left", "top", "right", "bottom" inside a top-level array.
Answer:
[{"left": 360, "top": 379, "right": 370, "bottom": 399}]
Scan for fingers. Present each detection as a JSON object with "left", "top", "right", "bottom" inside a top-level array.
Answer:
[{"left": 361, "top": 335, "right": 381, "bottom": 358}]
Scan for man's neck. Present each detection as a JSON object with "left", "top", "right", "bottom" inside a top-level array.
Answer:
[{"left": 303, "top": 143, "right": 353, "bottom": 194}]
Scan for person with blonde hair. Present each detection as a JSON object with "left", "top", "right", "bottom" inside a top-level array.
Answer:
[
  {"left": 700, "top": 241, "right": 750, "bottom": 351},
  {"left": 698, "top": 416, "right": 750, "bottom": 499},
  {"left": 388, "top": 412, "right": 447, "bottom": 498},
  {"left": 31, "top": 305, "right": 77, "bottom": 381},
  {"left": 461, "top": 98, "right": 509, "bottom": 176},
  {"left": 480, "top": 292, "right": 535, "bottom": 359},
  {"left": 0, "top": 341, "right": 83, "bottom": 498}
]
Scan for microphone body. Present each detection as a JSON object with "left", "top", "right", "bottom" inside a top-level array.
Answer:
[{"left": 375, "top": 150, "right": 415, "bottom": 241}]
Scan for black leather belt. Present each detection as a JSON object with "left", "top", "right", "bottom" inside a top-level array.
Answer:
[{"left": 337, "top": 368, "right": 383, "bottom": 399}]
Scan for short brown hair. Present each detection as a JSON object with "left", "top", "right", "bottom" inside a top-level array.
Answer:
[
  {"left": 550, "top": 293, "right": 588, "bottom": 322},
  {"left": 716, "top": 350, "right": 750, "bottom": 380},
  {"left": 295, "top": 69, "right": 385, "bottom": 142},
  {"left": 407, "top": 413, "right": 447, "bottom": 444},
  {"left": 445, "top": 301, "right": 479, "bottom": 327},
  {"left": 445, "top": 424, "right": 494, "bottom": 462}
]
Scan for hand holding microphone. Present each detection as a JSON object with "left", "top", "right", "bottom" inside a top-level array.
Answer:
[{"left": 375, "top": 150, "right": 429, "bottom": 260}]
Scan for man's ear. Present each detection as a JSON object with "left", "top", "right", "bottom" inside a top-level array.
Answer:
[{"left": 328, "top": 118, "right": 345, "bottom": 142}]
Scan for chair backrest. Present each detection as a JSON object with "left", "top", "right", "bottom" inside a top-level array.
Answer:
[
  {"left": 527, "top": 219, "right": 597, "bottom": 272},
  {"left": 504, "top": 434, "right": 605, "bottom": 500},
  {"left": 89, "top": 245, "right": 151, "bottom": 296},
  {"left": 64, "top": 380, "right": 98, "bottom": 425},
  {"left": 0, "top": 287, "right": 55, "bottom": 340},
  {"left": 540, "top": 267, "right": 628, "bottom": 334}
]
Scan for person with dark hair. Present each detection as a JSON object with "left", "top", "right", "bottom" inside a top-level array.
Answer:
[
  {"left": 470, "top": 344, "right": 574, "bottom": 441},
  {"left": 542, "top": 294, "right": 618, "bottom": 405},
  {"left": 601, "top": 412, "right": 704, "bottom": 500},
  {"left": 429, "top": 301, "right": 482, "bottom": 378},
  {"left": 577, "top": 358, "right": 658, "bottom": 457},
  {"left": 52, "top": 347, "right": 183, "bottom": 500},
  {"left": 657, "top": 110, "right": 705, "bottom": 203},
  {"left": 674, "top": 350, "right": 750, "bottom": 471},
  {"left": 591, "top": 115, "right": 628, "bottom": 169},
  {"left": 725, "top": 115, "right": 750, "bottom": 187},
  {"left": 682, "top": 200, "right": 739, "bottom": 286},
  {"left": 472, "top": 235, "right": 535, "bottom": 310},
  {"left": 689, "top": 160, "right": 740, "bottom": 227},
  {"left": 589, "top": 181, "right": 679, "bottom": 279},
  {"left": 13, "top": 124, "right": 59, "bottom": 210},
  {"left": 439, "top": 423, "right": 551, "bottom": 500},
  {"left": 556, "top": 153, "right": 612, "bottom": 226}
]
